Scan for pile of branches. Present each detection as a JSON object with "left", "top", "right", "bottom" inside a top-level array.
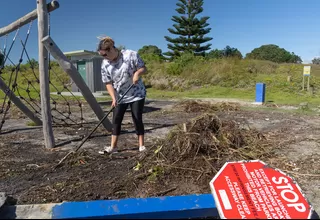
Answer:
[
  {"left": 175, "top": 100, "right": 240, "bottom": 113},
  {"left": 129, "top": 112, "right": 275, "bottom": 188}
]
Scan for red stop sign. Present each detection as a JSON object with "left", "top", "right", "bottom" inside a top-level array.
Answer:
[{"left": 210, "top": 160, "right": 317, "bottom": 219}]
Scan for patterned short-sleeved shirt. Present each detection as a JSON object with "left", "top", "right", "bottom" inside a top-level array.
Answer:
[{"left": 101, "top": 49, "right": 146, "bottom": 104}]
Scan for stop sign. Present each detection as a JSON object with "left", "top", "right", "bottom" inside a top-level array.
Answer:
[{"left": 209, "top": 160, "right": 317, "bottom": 219}]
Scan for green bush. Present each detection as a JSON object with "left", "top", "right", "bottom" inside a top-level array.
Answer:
[
  {"left": 175, "top": 52, "right": 206, "bottom": 67},
  {"left": 165, "top": 53, "right": 207, "bottom": 76},
  {"left": 141, "top": 54, "right": 163, "bottom": 64},
  {"left": 166, "top": 62, "right": 183, "bottom": 75},
  {"left": 174, "top": 52, "right": 196, "bottom": 66}
]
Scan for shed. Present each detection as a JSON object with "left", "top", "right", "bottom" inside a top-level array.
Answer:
[{"left": 63, "top": 50, "right": 105, "bottom": 93}]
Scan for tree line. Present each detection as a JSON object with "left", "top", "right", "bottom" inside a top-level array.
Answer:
[
  {"left": 139, "top": 0, "right": 306, "bottom": 64},
  {"left": 1, "top": 0, "right": 317, "bottom": 65}
]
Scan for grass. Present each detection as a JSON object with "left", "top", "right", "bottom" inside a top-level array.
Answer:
[
  {"left": 26, "top": 121, "right": 38, "bottom": 126},
  {"left": 146, "top": 86, "right": 254, "bottom": 100},
  {"left": 143, "top": 55, "right": 320, "bottom": 109},
  {"left": 241, "top": 104, "right": 320, "bottom": 116},
  {"left": 0, "top": 63, "right": 68, "bottom": 97},
  {"left": 264, "top": 89, "right": 318, "bottom": 105},
  {"left": 146, "top": 85, "right": 320, "bottom": 107},
  {"left": 1, "top": 55, "right": 320, "bottom": 114}
]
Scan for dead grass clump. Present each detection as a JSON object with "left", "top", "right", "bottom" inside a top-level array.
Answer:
[
  {"left": 162, "top": 113, "right": 245, "bottom": 161},
  {"left": 66, "top": 151, "right": 93, "bottom": 166},
  {"left": 175, "top": 100, "right": 240, "bottom": 113},
  {"left": 130, "top": 113, "right": 275, "bottom": 190},
  {"left": 217, "top": 101, "right": 241, "bottom": 111},
  {"left": 159, "top": 113, "right": 270, "bottom": 166}
]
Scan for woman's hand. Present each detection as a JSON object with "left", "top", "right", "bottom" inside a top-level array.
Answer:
[
  {"left": 133, "top": 67, "right": 147, "bottom": 84},
  {"left": 133, "top": 72, "right": 140, "bottom": 84},
  {"left": 111, "top": 98, "right": 117, "bottom": 108},
  {"left": 106, "top": 83, "right": 117, "bottom": 108}
]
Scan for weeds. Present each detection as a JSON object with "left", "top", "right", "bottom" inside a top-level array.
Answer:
[{"left": 144, "top": 54, "right": 320, "bottom": 99}]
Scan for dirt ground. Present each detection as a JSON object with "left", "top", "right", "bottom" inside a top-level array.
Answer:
[{"left": 0, "top": 98, "right": 320, "bottom": 215}]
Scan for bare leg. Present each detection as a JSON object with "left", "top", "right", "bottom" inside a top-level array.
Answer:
[
  {"left": 99, "top": 103, "right": 127, "bottom": 154},
  {"left": 98, "top": 135, "right": 119, "bottom": 154},
  {"left": 138, "top": 135, "right": 144, "bottom": 147},
  {"left": 111, "top": 135, "right": 119, "bottom": 149},
  {"left": 108, "top": 102, "right": 127, "bottom": 152}
]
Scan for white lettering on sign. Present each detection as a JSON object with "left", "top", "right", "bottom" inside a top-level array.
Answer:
[
  {"left": 275, "top": 195, "right": 290, "bottom": 218},
  {"left": 225, "top": 164, "right": 308, "bottom": 219},
  {"left": 259, "top": 169, "right": 272, "bottom": 185},
  {"left": 225, "top": 166, "right": 255, "bottom": 218},
  {"left": 241, "top": 164, "right": 256, "bottom": 190},
  {"left": 249, "top": 193, "right": 261, "bottom": 212},
  {"left": 231, "top": 165, "right": 294, "bottom": 219},
  {"left": 230, "top": 165, "right": 253, "bottom": 217},
  {"left": 271, "top": 176, "right": 306, "bottom": 213},
  {"left": 234, "top": 182, "right": 245, "bottom": 201},
  {"left": 237, "top": 204, "right": 247, "bottom": 219},
  {"left": 245, "top": 182, "right": 253, "bottom": 193},
  {"left": 250, "top": 171, "right": 261, "bottom": 188},
  {"left": 225, "top": 175, "right": 240, "bottom": 204},
  {"left": 242, "top": 200, "right": 251, "bottom": 215}
]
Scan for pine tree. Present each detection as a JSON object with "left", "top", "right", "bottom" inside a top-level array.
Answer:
[{"left": 164, "top": 0, "right": 213, "bottom": 59}]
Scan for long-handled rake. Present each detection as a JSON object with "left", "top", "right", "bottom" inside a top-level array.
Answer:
[{"left": 53, "top": 84, "right": 134, "bottom": 170}]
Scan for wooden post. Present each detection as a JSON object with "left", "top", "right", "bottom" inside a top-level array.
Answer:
[
  {"left": 0, "top": 77, "right": 42, "bottom": 126},
  {"left": 0, "top": 1, "right": 59, "bottom": 37},
  {"left": 41, "top": 36, "right": 113, "bottom": 131},
  {"left": 37, "top": 0, "right": 55, "bottom": 148}
]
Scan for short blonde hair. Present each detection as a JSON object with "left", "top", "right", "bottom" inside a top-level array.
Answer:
[{"left": 97, "top": 36, "right": 115, "bottom": 51}]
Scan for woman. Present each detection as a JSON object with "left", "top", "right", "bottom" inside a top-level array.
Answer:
[{"left": 97, "top": 36, "right": 147, "bottom": 154}]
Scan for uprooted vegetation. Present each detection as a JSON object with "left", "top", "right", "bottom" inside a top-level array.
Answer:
[
  {"left": 54, "top": 101, "right": 285, "bottom": 197},
  {"left": 0, "top": 100, "right": 297, "bottom": 204},
  {"left": 174, "top": 100, "right": 241, "bottom": 112},
  {"left": 122, "top": 111, "right": 280, "bottom": 196}
]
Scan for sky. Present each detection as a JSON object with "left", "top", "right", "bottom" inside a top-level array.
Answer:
[{"left": 1, "top": 0, "right": 320, "bottom": 64}]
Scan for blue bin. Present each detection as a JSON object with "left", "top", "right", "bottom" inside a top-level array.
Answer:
[{"left": 255, "top": 83, "right": 266, "bottom": 103}]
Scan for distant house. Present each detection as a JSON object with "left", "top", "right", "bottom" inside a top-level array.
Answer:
[{"left": 63, "top": 50, "right": 105, "bottom": 93}]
